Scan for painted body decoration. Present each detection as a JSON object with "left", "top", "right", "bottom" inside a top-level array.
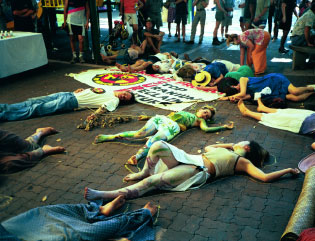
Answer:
[{"left": 94, "top": 107, "right": 233, "bottom": 165}]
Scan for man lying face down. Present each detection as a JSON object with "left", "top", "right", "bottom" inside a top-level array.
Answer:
[{"left": 0, "top": 88, "right": 135, "bottom": 121}]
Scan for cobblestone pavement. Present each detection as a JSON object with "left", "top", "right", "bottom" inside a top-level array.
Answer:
[{"left": 0, "top": 27, "right": 314, "bottom": 241}]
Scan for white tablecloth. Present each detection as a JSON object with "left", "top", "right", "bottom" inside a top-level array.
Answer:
[{"left": 0, "top": 31, "right": 48, "bottom": 78}]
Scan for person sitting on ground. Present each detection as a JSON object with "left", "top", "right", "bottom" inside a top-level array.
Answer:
[
  {"left": 226, "top": 29, "right": 271, "bottom": 75},
  {"left": 237, "top": 98, "right": 315, "bottom": 135},
  {"left": 0, "top": 88, "right": 135, "bottom": 121},
  {"left": 1, "top": 195, "right": 158, "bottom": 241},
  {"left": 0, "top": 127, "right": 65, "bottom": 174},
  {"left": 291, "top": 1, "right": 315, "bottom": 47},
  {"left": 94, "top": 105, "right": 234, "bottom": 165},
  {"left": 100, "top": 43, "right": 145, "bottom": 65},
  {"left": 143, "top": 17, "right": 165, "bottom": 54},
  {"left": 218, "top": 73, "right": 315, "bottom": 103},
  {"left": 85, "top": 139, "right": 300, "bottom": 201}
]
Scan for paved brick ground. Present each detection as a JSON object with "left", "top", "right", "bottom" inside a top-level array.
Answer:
[{"left": 0, "top": 25, "right": 314, "bottom": 240}]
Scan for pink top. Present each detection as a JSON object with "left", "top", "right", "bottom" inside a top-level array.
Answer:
[
  {"left": 121, "top": 0, "right": 138, "bottom": 13},
  {"left": 240, "top": 29, "right": 265, "bottom": 45}
]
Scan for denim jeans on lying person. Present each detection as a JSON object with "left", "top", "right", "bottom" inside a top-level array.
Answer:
[{"left": 0, "top": 92, "right": 79, "bottom": 121}]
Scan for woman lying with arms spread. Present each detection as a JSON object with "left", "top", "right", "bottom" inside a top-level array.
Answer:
[
  {"left": 94, "top": 106, "right": 234, "bottom": 165},
  {"left": 85, "top": 140, "right": 299, "bottom": 201}
]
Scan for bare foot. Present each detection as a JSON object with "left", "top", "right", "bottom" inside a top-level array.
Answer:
[
  {"left": 123, "top": 171, "right": 146, "bottom": 182},
  {"left": 256, "top": 98, "right": 265, "bottom": 112},
  {"left": 99, "top": 195, "right": 126, "bottom": 216},
  {"left": 184, "top": 53, "right": 191, "bottom": 61},
  {"left": 127, "top": 155, "right": 137, "bottom": 165},
  {"left": 42, "top": 145, "right": 65, "bottom": 155},
  {"left": 143, "top": 202, "right": 157, "bottom": 216},
  {"left": 84, "top": 187, "right": 105, "bottom": 201},
  {"left": 237, "top": 100, "right": 249, "bottom": 117},
  {"left": 36, "top": 127, "right": 58, "bottom": 136}
]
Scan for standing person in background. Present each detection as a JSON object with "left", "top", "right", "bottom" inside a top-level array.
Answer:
[
  {"left": 268, "top": 0, "right": 275, "bottom": 34},
  {"left": 11, "top": 0, "right": 35, "bottom": 32},
  {"left": 167, "top": 0, "right": 176, "bottom": 37},
  {"left": 0, "top": 0, "right": 6, "bottom": 31},
  {"left": 243, "top": 0, "right": 256, "bottom": 30},
  {"left": 63, "top": 0, "right": 90, "bottom": 64},
  {"left": 272, "top": 0, "right": 281, "bottom": 41},
  {"left": 252, "top": 0, "right": 270, "bottom": 29},
  {"left": 120, "top": 0, "right": 143, "bottom": 45},
  {"left": 212, "top": 0, "right": 228, "bottom": 45},
  {"left": 175, "top": 0, "right": 188, "bottom": 42},
  {"left": 186, "top": 0, "right": 209, "bottom": 44},
  {"left": 145, "top": 0, "right": 163, "bottom": 30},
  {"left": 220, "top": 0, "right": 234, "bottom": 40},
  {"left": 239, "top": 0, "right": 246, "bottom": 31},
  {"left": 278, "top": 0, "right": 298, "bottom": 53}
]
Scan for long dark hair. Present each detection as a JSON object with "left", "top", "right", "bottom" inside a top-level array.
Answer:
[
  {"left": 217, "top": 77, "right": 239, "bottom": 96},
  {"left": 245, "top": 141, "right": 269, "bottom": 168},
  {"left": 145, "top": 64, "right": 159, "bottom": 74}
]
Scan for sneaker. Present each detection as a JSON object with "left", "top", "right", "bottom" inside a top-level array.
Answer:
[
  {"left": 279, "top": 48, "right": 289, "bottom": 54},
  {"left": 70, "top": 56, "right": 76, "bottom": 64},
  {"left": 79, "top": 56, "right": 85, "bottom": 63},
  {"left": 212, "top": 38, "right": 222, "bottom": 45},
  {"left": 186, "top": 40, "right": 194, "bottom": 44}
]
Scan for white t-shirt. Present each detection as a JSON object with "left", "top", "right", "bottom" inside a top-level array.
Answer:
[
  {"left": 212, "top": 59, "right": 241, "bottom": 72},
  {"left": 155, "top": 59, "right": 184, "bottom": 73},
  {"left": 73, "top": 89, "right": 119, "bottom": 111}
]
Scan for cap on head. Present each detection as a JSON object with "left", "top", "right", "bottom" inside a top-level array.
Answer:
[
  {"left": 146, "top": 17, "right": 152, "bottom": 22},
  {"left": 192, "top": 71, "right": 211, "bottom": 87}
]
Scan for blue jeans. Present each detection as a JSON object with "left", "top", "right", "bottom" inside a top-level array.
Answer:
[{"left": 0, "top": 92, "right": 78, "bottom": 121}]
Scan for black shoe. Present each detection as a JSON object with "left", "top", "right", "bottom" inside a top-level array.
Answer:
[
  {"left": 175, "top": 33, "right": 178, "bottom": 37},
  {"left": 198, "top": 40, "right": 203, "bottom": 44},
  {"left": 186, "top": 40, "right": 194, "bottom": 44},
  {"left": 168, "top": 33, "right": 171, "bottom": 37},
  {"left": 221, "top": 38, "right": 226, "bottom": 43},
  {"left": 212, "top": 38, "right": 221, "bottom": 45},
  {"left": 175, "top": 38, "right": 180, "bottom": 43},
  {"left": 279, "top": 48, "right": 289, "bottom": 54}
]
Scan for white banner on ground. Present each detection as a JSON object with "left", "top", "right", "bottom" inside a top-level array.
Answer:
[{"left": 69, "top": 68, "right": 223, "bottom": 111}]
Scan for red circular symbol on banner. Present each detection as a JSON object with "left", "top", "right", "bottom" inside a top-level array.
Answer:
[{"left": 92, "top": 72, "right": 146, "bottom": 86}]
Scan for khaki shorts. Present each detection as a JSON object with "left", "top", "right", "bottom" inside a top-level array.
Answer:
[{"left": 124, "top": 13, "right": 138, "bottom": 25}]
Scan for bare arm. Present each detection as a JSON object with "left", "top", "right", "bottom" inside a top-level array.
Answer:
[
  {"left": 214, "top": 0, "right": 227, "bottom": 13},
  {"left": 281, "top": 2, "right": 286, "bottom": 22},
  {"left": 236, "top": 157, "right": 300, "bottom": 182},
  {"left": 304, "top": 26, "right": 314, "bottom": 47},
  {"left": 199, "top": 119, "right": 234, "bottom": 133},
  {"left": 85, "top": 1, "right": 90, "bottom": 29},
  {"left": 63, "top": 0, "right": 69, "bottom": 26},
  {"left": 240, "top": 45, "right": 245, "bottom": 65},
  {"left": 205, "top": 143, "right": 234, "bottom": 152}
]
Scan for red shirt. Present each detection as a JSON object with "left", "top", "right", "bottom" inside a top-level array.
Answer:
[{"left": 121, "top": 0, "right": 138, "bottom": 13}]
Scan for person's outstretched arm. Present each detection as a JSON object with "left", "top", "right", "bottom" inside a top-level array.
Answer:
[
  {"left": 236, "top": 157, "right": 300, "bottom": 182},
  {"left": 205, "top": 143, "right": 234, "bottom": 152},
  {"left": 199, "top": 119, "right": 234, "bottom": 133}
]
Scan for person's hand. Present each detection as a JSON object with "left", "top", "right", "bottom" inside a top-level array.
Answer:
[
  {"left": 253, "top": 17, "right": 260, "bottom": 22},
  {"left": 282, "top": 16, "right": 286, "bottom": 23},
  {"left": 224, "top": 121, "right": 234, "bottom": 129},
  {"left": 228, "top": 96, "right": 239, "bottom": 102},
  {"left": 85, "top": 22, "right": 89, "bottom": 30},
  {"left": 219, "top": 96, "right": 229, "bottom": 100},
  {"left": 290, "top": 168, "right": 300, "bottom": 176},
  {"left": 62, "top": 22, "right": 67, "bottom": 29},
  {"left": 74, "top": 88, "right": 84, "bottom": 93}
]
